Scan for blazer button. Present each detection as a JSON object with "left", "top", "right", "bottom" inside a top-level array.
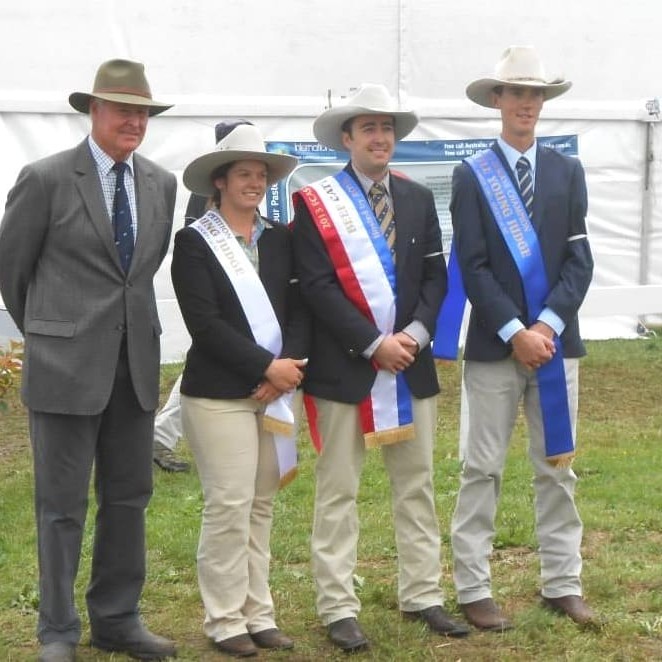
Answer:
[{"left": 116, "top": 323, "right": 126, "bottom": 332}]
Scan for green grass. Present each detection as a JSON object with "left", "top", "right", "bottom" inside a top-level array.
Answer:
[{"left": 1, "top": 338, "right": 662, "bottom": 660}]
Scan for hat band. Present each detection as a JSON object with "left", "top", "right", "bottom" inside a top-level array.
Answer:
[
  {"left": 95, "top": 86, "right": 152, "bottom": 99},
  {"left": 502, "top": 76, "right": 548, "bottom": 84}
]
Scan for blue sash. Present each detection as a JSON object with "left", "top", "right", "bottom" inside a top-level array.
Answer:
[
  {"left": 335, "top": 171, "right": 397, "bottom": 293},
  {"left": 462, "top": 149, "right": 574, "bottom": 465},
  {"left": 334, "top": 171, "right": 414, "bottom": 431},
  {"left": 432, "top": 243, "right": 465, "bottom": 359}
]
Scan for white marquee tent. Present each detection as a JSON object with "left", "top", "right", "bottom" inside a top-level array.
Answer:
[{"left": 1, "top": 0, "right": 661, "bottom": 361}]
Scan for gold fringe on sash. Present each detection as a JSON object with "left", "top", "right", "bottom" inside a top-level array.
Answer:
[
  {"left": 262, "top": 415, "right": 294, "bottom": 438},
  {"left": 364, "top": 423, "right": 416, "bottom": 449},
  {"left": 279, "top": 466, "right": 298, "bottom": 489},
  {"left": 546, "top": 451, "right": 575, "bottom": 468}
]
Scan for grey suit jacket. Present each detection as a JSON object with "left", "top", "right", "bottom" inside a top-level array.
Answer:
[{"left": 0, "top": 139, "right": 176, "bottom": 414}]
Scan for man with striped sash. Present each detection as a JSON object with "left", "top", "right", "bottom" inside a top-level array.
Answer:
[{"left": 292, "top": 83, "right": 469, "bottom": 651}]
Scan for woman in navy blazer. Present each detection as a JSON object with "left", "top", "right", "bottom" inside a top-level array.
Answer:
[{"left": 171, "top": 123, "right": 308, "bottom": 657}]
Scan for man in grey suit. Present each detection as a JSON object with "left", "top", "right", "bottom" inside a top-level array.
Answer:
[{"left": 0, "top": 59, "right": 177, "bottom": 661}]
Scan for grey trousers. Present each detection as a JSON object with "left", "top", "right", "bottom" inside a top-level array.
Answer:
[
  {"left": 29, "top": 343, "right": 154, "bottom": 644},
  {"left": 451, "top": 358, "right": 583, "bottom": 604}
]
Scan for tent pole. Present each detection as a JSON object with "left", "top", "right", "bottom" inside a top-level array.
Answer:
[
  {"left": 638, "top": 120, "right": 654, "bottom": 287},
  {"left": 637, "top": 100, "right": 659, "bottom": 335}
]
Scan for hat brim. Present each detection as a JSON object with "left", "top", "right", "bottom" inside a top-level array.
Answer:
[
  {"left": 313, "top": 106, "right": 419, "bottom": 151},
  {"left": 68, "top": 91, "right": 173, "bottom": 116},
  {"left": 466, "top": 78, "right": 572, "bottom": 108},
  {"left": 183, "top": 150, "right": 298, "bottom": 197}
]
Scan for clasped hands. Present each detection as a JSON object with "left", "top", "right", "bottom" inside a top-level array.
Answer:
[
  {"left": 511, "top": 321, "right": 556, "bottom": 371},
  {"left": 373, "top": 331, "right": 419, "bottom": 375},
  {"left": 251, "top": 357, "right": 307, "bottom": 404}
]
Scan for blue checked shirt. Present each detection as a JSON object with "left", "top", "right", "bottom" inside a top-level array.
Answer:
[{"left": 88, "top": 135, "right": 138, "bottom": 242}]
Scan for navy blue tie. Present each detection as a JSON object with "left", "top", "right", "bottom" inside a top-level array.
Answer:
[
  {"left": 112, "top": 162, "right": 134, "bottom": 273},
  {"left": 516, "top": 156, "right": 534, "bottom": 219}
]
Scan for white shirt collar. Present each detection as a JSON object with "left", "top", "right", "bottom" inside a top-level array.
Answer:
[{"left": 497, "top": 136, "right": 537, "bottom": 177}]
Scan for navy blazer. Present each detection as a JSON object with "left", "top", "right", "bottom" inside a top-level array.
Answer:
[
  {"left": 291, "top": 163, "right": 447, "bottom": 403},
  {"left": 451, "top": 142, "right": 594, "bottom": 361},
  {"left": 171, "top": 217, "right": 309, "bottom": 399}
]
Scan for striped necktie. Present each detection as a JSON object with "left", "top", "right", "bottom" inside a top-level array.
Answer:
[
  {"left": 369, "top": 182, "right": 395, "bottom": 255},
  {"left": 112, "top": 162, "right": 135, "bottom": 273},
  {"left": 516, "top": 156, "right": 534, "bottom": 219}
]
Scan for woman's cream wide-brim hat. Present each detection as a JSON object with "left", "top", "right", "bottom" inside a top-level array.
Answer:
[{"left": 183, "top": 124, "right": 298, "bottom": 196}]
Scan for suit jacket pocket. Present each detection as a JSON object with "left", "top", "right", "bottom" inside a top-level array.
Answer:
[{"left": 26, "top": 319, "right": 76, "bottom": 337}]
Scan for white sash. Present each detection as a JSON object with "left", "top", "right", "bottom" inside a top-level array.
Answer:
[
  {"left": 295, "top": 175, "right": 414, "bottom": 447},
  {"left": 191, "top": 210, "right": 297, "bottom": 485}
]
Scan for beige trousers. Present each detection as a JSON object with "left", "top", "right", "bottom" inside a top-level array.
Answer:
[
  {"left": 181, "top": 395, "right": 281, "bottom": 643},
  {"left": 451, "top": 358, "right": 583, "bottom": 604},
  {"left": 310, "top": 395, "right": 446, "bottom": 624}
]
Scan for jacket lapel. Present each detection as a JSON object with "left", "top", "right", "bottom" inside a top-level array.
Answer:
[
  {"left": 532, "top": 144, "right": 549, "bottom": 231},
  {"left": 390, "top": 172, "right": 412, "bottom": 274},
  {"left": 73, "top": 140, "right": 123, "bottom": 271},
  {"left": 131, "top": 154, "right": 157, "bottom": 274}
]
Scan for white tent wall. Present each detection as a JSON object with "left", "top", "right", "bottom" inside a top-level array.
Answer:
[{"left": 1, "top": 0, "right": 661, "bottom": 360}]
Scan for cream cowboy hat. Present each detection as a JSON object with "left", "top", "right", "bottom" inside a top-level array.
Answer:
[
  {"left": 313, "top": 83, "right": 419, "bottom": 151},
  {"left": 466, "top": 46, "right": 572, "bottom": 108},
  {"left": 183, "top": 123, "right": 298, "bottom": 196},
  {"left": 69, "top": 58, "right": 172, "bottom": 116}
]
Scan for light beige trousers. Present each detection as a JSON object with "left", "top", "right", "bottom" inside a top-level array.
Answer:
[
  {"left": 181, "top": 395, "right": 281, "bottom": 643},
  {"left": 451, "top": 358, "right": 583, "bottom": 604},
  {"left": 310, "top": 395, "right": 446, "bottom": 624}
]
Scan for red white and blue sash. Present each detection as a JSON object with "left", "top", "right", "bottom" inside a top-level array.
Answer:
[
  {"left": 191, "top": 210, "right": 297, "bottom": 486},
  {"left": 464, "top": 149, "right": 574, "bottom": 466},
  {"left": 293, "top": 171, "right": 414, "bottom": 449}
]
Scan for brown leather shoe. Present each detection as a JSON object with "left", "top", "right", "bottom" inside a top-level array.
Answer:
[
  {"left": 460, "top": 597, "right": 513, "bottom": 631},
  {"left": 542, "top": 595, "right": 600, "bottom": 626},
  {"left": 402, "top": 605, "right": 470, "bottom": 637},
  {"left": 215, "top": 634, "right": 257, "bottom": 657},
  {"left": 250, "top": 628, "right": 294, "bottom": 650},
  {"left": 327, "top": 617, "right": 369, "bottom": 652}
]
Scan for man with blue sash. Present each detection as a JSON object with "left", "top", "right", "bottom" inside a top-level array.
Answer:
[
  {"left": 448, "top": 47, "right": 597, "bottom": 631},
  {"left": 292, "top": 84, "right": 469, "bottom": 651}
]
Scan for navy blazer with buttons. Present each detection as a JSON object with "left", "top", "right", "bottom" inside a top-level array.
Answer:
[
  {"left": 291, "top": 163, "right": 447, "bottom": 404},
  {"left": 451, "top": 142, "right": 593, "bottom": 362},
  {"left": 172, "top": 217, "right": 309, "bottom": 400}
]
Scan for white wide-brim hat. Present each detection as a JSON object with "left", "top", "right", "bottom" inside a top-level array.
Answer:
[
  {"left": 183, "top": 124, "right": 298, "bottom": 196},
  {"left": 313, "top": 83, "right": 419, "bottom": 151},
  {"left": 466, "top": 46, "right": 572, "bottom": 108}
]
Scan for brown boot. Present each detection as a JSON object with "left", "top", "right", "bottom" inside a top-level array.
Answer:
[
  {"left": 215, "top": 633, "right": 257, "bottom": 657},
  {"left": 542, "top": 595, "right": 602, "bottom": 627},
  {"left": 460, "top": 597, "right": 513, "bottom": 631},
  {"left": 250, "top": 628, "right": 294, "bottom": 650}
]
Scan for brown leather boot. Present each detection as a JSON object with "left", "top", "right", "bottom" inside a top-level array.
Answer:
[
  {"left": 542, "top": 595, "right": 601, "bottom": 627},
  {"left": 460, "top": 597, "right": 513, "bottom": 631}
]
